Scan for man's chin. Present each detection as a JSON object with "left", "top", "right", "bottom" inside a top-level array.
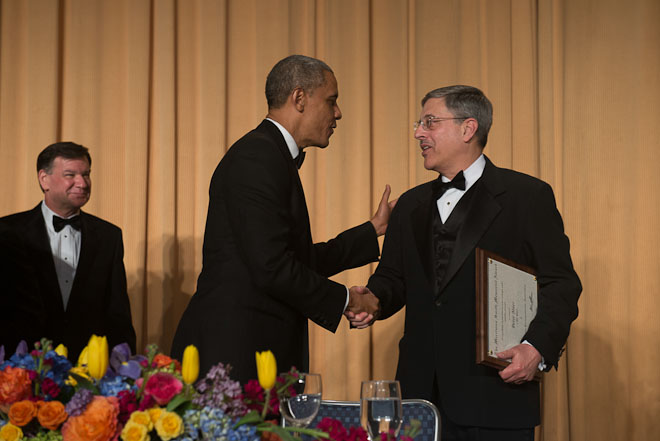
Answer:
[
  {"left": 70, "top": 197, "right": 90, "bottom": 208},
  {"left": 309, "top": 140, "right": 330, "bottom": 149}
]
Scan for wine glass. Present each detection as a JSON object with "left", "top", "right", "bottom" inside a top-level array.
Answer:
[
  {"left": 360, "top": 380, "right": 403, "bottom": 441},
  {"left": 279, "top": 373, "right": 322, "bottom": 429}
]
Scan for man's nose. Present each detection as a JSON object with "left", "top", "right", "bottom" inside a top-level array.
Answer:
[
  {"left": 335, "top": 105, "right": 342, "bottom": 120},
  {"left": 75, "top": 175, "right": 89, "bottom": 187}
]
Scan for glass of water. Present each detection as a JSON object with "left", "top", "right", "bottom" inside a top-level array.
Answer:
[
  {"left": 360, "top": 380, "right": 403, "bottom": 440},
  {"left": 279, "top": 373, "right": 322, "bottom": 428}
]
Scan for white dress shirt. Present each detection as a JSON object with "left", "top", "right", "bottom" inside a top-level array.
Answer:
[
  {"left": 41, "top": 201, "right": 81, "bottom": 310},
  {"left": 436, "top": 154, "right": 486, "bottom": 222}
]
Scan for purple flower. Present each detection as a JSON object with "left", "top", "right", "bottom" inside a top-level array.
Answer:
[
  {"left": 16, "top": 341, "right": 28, "bottom": 356},
  {"left": 65, "top": 388, "right": 95, "bottom": 416},
  {"left": 109, "top": 343, "right": 145, "bottom": 380},
  {"left": 193, "top": 362, "right": 247, "bottom": 417}
]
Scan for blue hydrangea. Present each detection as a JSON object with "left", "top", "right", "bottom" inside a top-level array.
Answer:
[
  {"left": 99, "top": 374, "right": 133, "bottom": 396},
  {"left": 0, "top": 351, "right": 36, "bottom": 370},
  {"left": 174, "top": 407, "right": 259, "bottom": 441},
  {"left": 43, "top": 350, "right": 73, "bottom": 385}
]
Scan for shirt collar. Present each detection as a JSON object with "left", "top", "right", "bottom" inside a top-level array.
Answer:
[
  {"left": 442, "top": 154, "right": 485, "bottom": 191},
  {"left": 266, "top": 118, "right": 301, "bottom": 160},
  {"left": 41, "top": 201, "right": 80, "bottom": 234}
]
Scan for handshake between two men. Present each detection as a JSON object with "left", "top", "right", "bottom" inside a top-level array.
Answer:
[{"left": 342, "top": 184, "right": 397, "bottom": 329}]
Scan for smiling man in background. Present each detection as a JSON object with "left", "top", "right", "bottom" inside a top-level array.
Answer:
[{"left": 0, "top": 142, "right": 136, "bottom": 360}]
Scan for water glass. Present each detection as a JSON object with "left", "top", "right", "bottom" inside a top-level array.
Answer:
[
  {"left": 279, "top": 372, "right": 322, "bottom": 428},
  {"left": 360, "top": 380, "right": 403, "bottom": 440}
]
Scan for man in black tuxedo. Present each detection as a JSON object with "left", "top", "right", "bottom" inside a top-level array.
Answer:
[
  {"left": 0, "top": 142, "right": 136, "bottom": 361},
  {"left": 356, "top": 86, "right": 581, "bottom": 440},
  {"left": 171, "top": 55, "right": 391, "bottom": 383}
]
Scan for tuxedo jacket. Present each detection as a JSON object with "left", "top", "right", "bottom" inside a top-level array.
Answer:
[
  {"left": 0, "top": 204, "right": 136, "bottom": 360},
  {"left": 367, "top": 156, "right": 581, "bottom": 429},
  {"left": 171, "top": 120, "right": 379, "bottom": 383}
]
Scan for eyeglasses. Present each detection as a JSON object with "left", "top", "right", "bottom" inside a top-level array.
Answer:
[{"left": 413, "top": 116, "right": 466, "bottom": 131}]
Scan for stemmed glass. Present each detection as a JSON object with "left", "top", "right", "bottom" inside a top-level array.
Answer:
[
  {"left": 360, "top": 380, "right": 403, "bottom": 440},
  {"left": 279, "top": 373, "right": 323, "bottom": 429}
]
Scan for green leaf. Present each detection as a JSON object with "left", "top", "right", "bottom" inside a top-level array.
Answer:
[
  {"left": 234, "top": 410, "right": 263, "bottom": 428},
  {"left": 166, "top": 394, "right": 191, "bottom": 412},
  {"left": 256, "top": 422, "right": 330, "bottom": 441}
]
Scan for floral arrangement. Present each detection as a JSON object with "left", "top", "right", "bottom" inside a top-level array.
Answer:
[{"left": 0, "top": 338, "right": 418, "bottom": 441}]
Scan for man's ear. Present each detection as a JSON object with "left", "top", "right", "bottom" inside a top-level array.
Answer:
[
  {"left": 292, "top": 87, "right": 306, "bottom": 112},
  {"left": 38, "top": 169, "right": 50, "bottom": 192},
  {"left": 462, "top": 118, "right": 479, "bottom": 143}
]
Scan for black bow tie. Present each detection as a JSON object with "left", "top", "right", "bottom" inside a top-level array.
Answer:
[
  {"left": 294, "top": 151, "right": 306, "bottom": 169},
  {"left": 53, "top": 215, "right": 81, "bottom": 232},
  {"left": 432, "top": 171, "right": 466, "bottom": 199}
]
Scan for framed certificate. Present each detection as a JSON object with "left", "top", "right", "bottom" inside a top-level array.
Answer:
[{"left": 475, "top": 248, "right": 540, "bottom": 379}]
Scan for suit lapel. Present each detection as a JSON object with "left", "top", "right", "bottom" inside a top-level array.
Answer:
[
  {"left": 258, "top": 119, "right": 311, "bottom": 231},
  {"left": 437, "top": 157, "right": 505, "bottom": 295},
  {"left": 25, "top": 204, "right": 65, "bottom": 312},
  {"left": 410, "top": 183, "right": 436, "bottom": 292}
]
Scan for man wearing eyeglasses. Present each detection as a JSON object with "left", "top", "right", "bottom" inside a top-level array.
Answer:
[{"left": 352, "top": 86, "right": 581, "bottom": 440}]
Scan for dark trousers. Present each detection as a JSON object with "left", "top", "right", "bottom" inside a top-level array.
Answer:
[{"left": 431, "top": 377, "right": 535, "bottom": 441}]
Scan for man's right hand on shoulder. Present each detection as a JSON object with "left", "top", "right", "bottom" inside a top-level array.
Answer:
[{"left": 345, "top": 285, "right": 380, "bottom": 329}]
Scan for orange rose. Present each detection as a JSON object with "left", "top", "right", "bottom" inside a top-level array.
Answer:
[
  {"left": 61, "top": 396, "right": 119, "bottom": 441},
  {"left": 0, "top": 367, "right": 32, "bottom": 411},
  {"left": 38, "top": 400, "right": 68, "bottom": 430},
  {"left": 9, "top": 400, "right": 37, "bottom": 426},
  {"left": 152, "top": 354, "right": 181, "bottom": 371}
]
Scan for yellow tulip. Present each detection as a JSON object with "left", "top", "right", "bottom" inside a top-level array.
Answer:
[
  {"left": 182, "top": 345, "right": 200, "bottom": 385},
  {"left": 87, "top": 335, "right": 109, "bottom": 380},
  {"left": 54, "top": 344, "right": 68, "bottom": 358},
  {"left": 66, "top": 366, "right": 90, "bottom": 386},
  {"left": 255, "top": 350, "right": 277, "bottom": 390},
  {"left": 78, "top": 346, "right": 89, "bottom": 366}
]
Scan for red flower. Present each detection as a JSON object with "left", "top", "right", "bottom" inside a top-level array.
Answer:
[
  {"left": 318, "top": 418, "right": 349, "bottom": 441},
  {"left": 41, "top": 378, "right": 60, "bottom": 398},
  {"left": 117, "top": 390, "right": 138, "bottom": 424},
  {"left": 242, "top": 379, "right": 265, "bottom": 412},
  {"left": 138, "top": 394, "right": 155, "bottom": 411},
  {"left": 144, "top": 372, "right": 182, "bottom": 405}
]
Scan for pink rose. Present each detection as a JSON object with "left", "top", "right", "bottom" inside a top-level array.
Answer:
[{"left": 144, "top": 372, "right": 183, "bottom": 405}]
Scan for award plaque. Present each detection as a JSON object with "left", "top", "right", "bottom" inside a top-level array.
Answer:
[{"left": 475, "top": 248, "right": 540, "bottom": 380}]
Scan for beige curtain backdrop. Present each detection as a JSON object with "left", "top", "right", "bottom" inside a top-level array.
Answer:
[{"left": 1, "top": 0, "right": 658, "bottom": 439}]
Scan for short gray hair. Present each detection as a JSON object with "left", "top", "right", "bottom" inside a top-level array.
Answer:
[
  {"left": 265, "top": 55, "right": 334, "bottom": 109},
  {"left": 422, "top": 85, "right": 493, "bottom": 147}
]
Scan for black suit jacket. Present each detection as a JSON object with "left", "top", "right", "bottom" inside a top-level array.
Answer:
[
  {"left": 0, "top": 204, "right": 136, "bottom": 360},
  {"left": 171, "top": 120, "right": 380, "bottom": 383},
  {"left": 367, "top": 156, "right": 581, "bottom": 429}
]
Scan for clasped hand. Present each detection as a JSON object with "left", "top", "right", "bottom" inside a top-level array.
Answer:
[
  {"left": 344, "top": 286, "right": 379, "bottom": 328},
  {"left": 496, "top": 343, "right": 542, "bottom": 384}
]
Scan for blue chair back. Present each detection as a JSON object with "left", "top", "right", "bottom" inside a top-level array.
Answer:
[{"left": 287, "top": 399, "right": 440, "bottom": 441}]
